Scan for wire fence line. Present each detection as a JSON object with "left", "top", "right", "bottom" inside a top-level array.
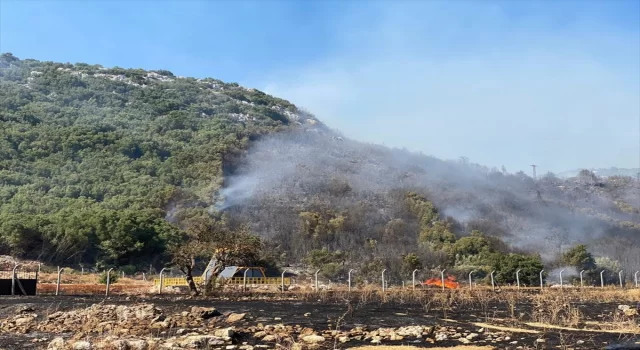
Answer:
[{"left": 1, "top": 263, "right": 638, "bottom": 296}]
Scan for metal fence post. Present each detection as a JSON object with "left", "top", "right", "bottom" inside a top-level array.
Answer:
[
  {"left": 579, "top": 270, "right": 584, "bottom": 288},
  {"left": 243, "top": 268, "right": 250, "bottom": 292},
  {"left": 105, "top": 268, "right": 114, "bottom": 296},
  {"left": 559, "top": 269, "right": 565, "bottom": 289},
  {"left": 280, "top": 269, "right": 287, "bottom": 293},
  {"left": 516, "top": 269, "right": 521, "bottom": 290},
  {"left": 600, "top": 270, "right": 605, "bottom": 288},
  {"left": 11, "top": 264, "right": 20, "bottom": 296},
  {"left": 159, "top": 268, "right": 166, "bottom": 294},
  {"left": 314, "top": 269, "right": 320, "bottom": 292},
  {"left": 618, "top": 270, "right": 624, "bottom": 288},
  {"left": 381, "top": 269, "right": 386, "bottom": 292},
  {"left": 635, "top": 271, "right": 639, "bottom": 288},
  {"left": 490, "top": 270, "right": 495, "bottom": 291},
  {"left": 539, "top": 269, "right": 544, "bottom": 290},
  {"left": 348, "top": 269, "right": 355, "bottom": 292},
  {"left": 56, "top": 267, "right": 63, "bottom": 296},
  {"left": 412, "top": 269, "right": 419, "bottom": 291},
  {"left": 468, "top": 270, "right": 475, "bottom": 290}
]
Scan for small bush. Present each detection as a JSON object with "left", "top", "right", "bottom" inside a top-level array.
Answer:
[{"left": 98, "top": 270, "right": 119, "bottom": 284}]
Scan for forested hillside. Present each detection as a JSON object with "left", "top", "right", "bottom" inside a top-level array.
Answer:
[
  {"left": 1, "top": 53, "right": 638, "bottom": 286},
  {"left": 0, "top": 53, "right": 317, "bottom": 268}
]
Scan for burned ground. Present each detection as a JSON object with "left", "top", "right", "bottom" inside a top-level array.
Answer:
[{"left": 0, "top": 290, "right": 638, "bottom": 349}]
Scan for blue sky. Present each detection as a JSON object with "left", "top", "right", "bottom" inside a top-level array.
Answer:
[{"left": 1, "top": 0, "right": 639, "bottom": 173}]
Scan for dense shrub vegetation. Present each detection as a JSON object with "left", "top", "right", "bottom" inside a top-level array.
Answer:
[{"left": 0, "top": 53, "right": 307, "bottom": 267}]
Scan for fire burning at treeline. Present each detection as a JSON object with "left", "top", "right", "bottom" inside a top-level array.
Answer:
[{"left": 423, "top": 275, "right": 459, "bottom": 289}]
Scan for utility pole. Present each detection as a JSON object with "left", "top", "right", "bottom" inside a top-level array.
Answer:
[
  {"left": 636, "top": 172, "right": 640, "bottom": 209},
  {"left": 530, "top": 165, "right": 538, "bottom": 180}
]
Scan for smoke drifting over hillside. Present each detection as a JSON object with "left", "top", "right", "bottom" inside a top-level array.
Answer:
[{"left": 215, "top": 130, "right": 640, "bottom": 271}]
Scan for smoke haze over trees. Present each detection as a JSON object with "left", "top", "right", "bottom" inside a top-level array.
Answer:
[{"left": 218, "top": 131, "right": 640, "bottom": 280}]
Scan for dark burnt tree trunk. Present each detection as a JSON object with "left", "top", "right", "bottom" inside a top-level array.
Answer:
[{"left": 181, "top": 256, "right": 200, "bottom": 296}]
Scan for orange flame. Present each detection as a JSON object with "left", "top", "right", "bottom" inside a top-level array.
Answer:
[{"left": 423, "top": 275, "right": 459, "bottom": 289}]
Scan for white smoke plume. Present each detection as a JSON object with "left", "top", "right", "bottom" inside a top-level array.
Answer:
[{"left": 213, "top": 129, "right": 639, "bottom": 269}]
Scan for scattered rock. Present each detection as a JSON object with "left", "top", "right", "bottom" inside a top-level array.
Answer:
[
  {"left": 389, "top": 333, "right": 404, "bottom": 341},
  {"left": 14, "top": 316, "right": 35, "bottom": 326},
  {"left": 254, "top": 331, "right": 267, "bottom": 338},
  {"left": 108, "top": 340, "right": 128, "bottom": 350},
  {"left": 214, "top": 327, "right": 235, "bottom": 339},
  {"left": 18, "top": 305, "right": 35, "bottom": 314},
  {"left": 47, "top": 337, "right": 65, "bottom": 350},
  {"left": 127, "top": 339, "right": 148, "bottom": 350},
  {"left": 262, "top": 335, "right": 277, "bottom": 342},
  {"left": 72, "top": 341, "right": 92, "bottom": 350},
  {"left": 177, "top": 335, "right": 224, "bottom": 348},
  {"left": 396, "top": 326, "right": 424, "bottom": 337},
  {"left": 301, "top": 335, "right": 325, "bottom": 344},
  {"left": 338, "top": 336, "right": 350, "bottom": 343},
  {"left": 466, "top": 333, "right": 479, "bottom": 340},
  {"left": 190, "top": 306, "right": 221, "bottom": 319},
  {"left": 227, "top": 313, "right": 246, "bottom": 323}
]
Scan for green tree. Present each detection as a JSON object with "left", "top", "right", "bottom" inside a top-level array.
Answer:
[
  {"left": 419, "top": 220, "right": 456, "bottom": 250},
  {"left": 449, "top": 230, "right": 492, "bottom": 258},
  {"left": 169, "top": 215, "right": 262, "bottom": 296},
  {"left": 486, "top": 253, "right": 544, "bottom": 286},
  {"left": 304, "top": 248, "right": 347, "bottom": 279},
  {"left": 400, "top": 253, "right": 422, "bottom": 277},
  {"left": 562, "top": 244, "right": 596, "bottom": 271}
]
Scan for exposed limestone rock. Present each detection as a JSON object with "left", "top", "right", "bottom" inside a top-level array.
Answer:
[
  {"left": 301, "top": 335, "right": 325, "bottom": 344},
  {"left": 227, "top": 313, "right": 246, "bottom": 323}
]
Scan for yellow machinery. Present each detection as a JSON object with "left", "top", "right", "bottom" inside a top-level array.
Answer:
[{"left": 153, "top": 266, "right": 291, "bottom": 287}]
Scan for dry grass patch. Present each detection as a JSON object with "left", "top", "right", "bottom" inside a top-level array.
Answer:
[
  {"left": 526, "top": 322, "right": 640, "bottom": 334},
  {"left": 38, "top": 283, "right": 151, "bottom": 295}
]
